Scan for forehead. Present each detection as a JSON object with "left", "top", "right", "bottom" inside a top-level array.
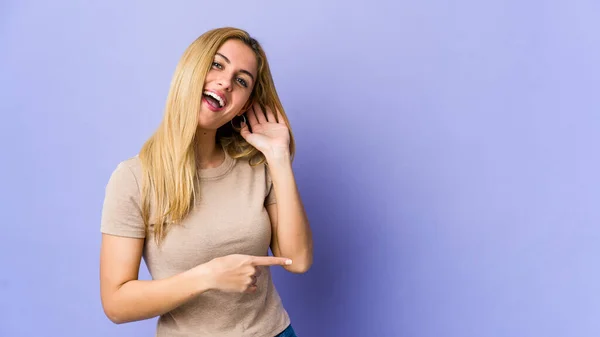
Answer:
[{"left": 215, "top": 39, "right": 258, "bottom": 77}]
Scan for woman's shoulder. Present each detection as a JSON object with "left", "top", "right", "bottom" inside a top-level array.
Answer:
[
  {"left": 117, "top": 154, "right": 142, "bottom": 171},
  {"left": 101, "top": 155, "right": 145, "bottom": 238},
  {"left": 231, "top": 157, "right": 276, "bottom": 201},
  {"left": 114, "top": 155, "right": 142, "bottom": 175},
  {"left": 105, "top": 155, "right": 143, "bottom": 193}
]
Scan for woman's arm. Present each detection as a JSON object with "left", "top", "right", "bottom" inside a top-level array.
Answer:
[
  {"left": 265, "top": 152, "right": 313, "bottom": 274},
  {"left": 99, "top": 234, "right": 293, "bottom": 324},
  {"left": 99, "top": 234, "right": 212, "bottom": 324},
  {"left": 239, "top": 103, "right": 314, "bottom": 274}
]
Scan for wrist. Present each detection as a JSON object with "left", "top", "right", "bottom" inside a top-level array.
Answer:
[
  {"left": 189, "top": 263, "right": 215, "bottom": 294},
  {"left": 264, "top": 148, "right": 291, "bottom": 165}
]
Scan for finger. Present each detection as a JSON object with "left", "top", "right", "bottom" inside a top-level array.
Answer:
[
  {"left": 240, "top": 119, "right": 251, "bottom": 139},
  {"left": 246, "top": 108, "right": 258, "bottom": 126},
  {"left": 265, "top": 105, "right": 277, "bottom": 123},
  {"left": 251, "top": 256, "right": 292, "bottom": 266},
  {"left": 253, "top": 103, "right": 267, "bottom": 124},
  {"left": 276, "top": 109, "right": 286, "bottom": 124}
]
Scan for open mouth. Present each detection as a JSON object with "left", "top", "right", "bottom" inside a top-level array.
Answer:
[{"left": 203, "top": 90, "right": 226, "bottom": 110}]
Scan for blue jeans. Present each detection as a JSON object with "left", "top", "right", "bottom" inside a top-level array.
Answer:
[{"left": 274, "top": 324, "right": 297, "bottom": 337}]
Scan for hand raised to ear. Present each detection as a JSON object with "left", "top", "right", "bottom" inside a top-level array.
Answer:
[{"left": 240, "top": 102, "right": 290, "bottom": 159}]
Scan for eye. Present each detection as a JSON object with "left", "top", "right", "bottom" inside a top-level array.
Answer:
[
  {"left": 236, "top": 77, "right": 248, "bottom": 88},
  {"left": 212, "top": 62, "right": 222, "bottom": 69}
]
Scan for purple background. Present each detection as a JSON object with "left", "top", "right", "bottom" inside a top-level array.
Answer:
[{"left": 1, "top": 1, "right": 599, "bottom": 336}]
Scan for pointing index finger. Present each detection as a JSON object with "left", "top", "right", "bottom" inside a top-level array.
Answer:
[{"left": 250, "top": 256, "right": 292, "bottom": 266}]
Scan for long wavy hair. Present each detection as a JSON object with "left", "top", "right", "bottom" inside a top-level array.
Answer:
[{"left": 138, "top": 27, "right": 295, "bottom": 244}]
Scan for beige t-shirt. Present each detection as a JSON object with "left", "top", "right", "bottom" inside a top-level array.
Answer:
[{"left": 100, "top": 149, "right": 291, "bottom": 337}]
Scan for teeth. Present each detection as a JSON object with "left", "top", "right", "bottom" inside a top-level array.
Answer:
[{"left": 204, "top": 91, "right": 224, "bottom": 107}]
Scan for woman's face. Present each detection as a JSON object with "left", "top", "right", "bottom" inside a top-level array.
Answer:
[{"left": 198, "top": 39, "right": 258, "bottom": 130}]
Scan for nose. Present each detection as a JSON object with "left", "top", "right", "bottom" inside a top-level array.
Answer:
[{"left": 216, "top": 75, "right": 232, "bottom": 92}]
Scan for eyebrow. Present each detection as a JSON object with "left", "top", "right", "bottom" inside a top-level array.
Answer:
[{"left": 215, "top": 53, "right": 255, "bottom": 81}]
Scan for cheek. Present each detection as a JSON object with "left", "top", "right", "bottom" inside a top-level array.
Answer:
[
  {"left": 203, "top": 71, "right": 216, "bottom": 84},
  {"left": 233, "top": 91, "right": 253, "bottom": 109}
]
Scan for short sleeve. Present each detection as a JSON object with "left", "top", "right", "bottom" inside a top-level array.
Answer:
[
  {"left": 264, "top": 166, "right": 277, "bottom": 206},
  {"left": 100, "top": 161, "right": 146, "bottom": 238}
]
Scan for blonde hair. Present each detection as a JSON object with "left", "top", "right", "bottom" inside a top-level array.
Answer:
[{"left": 138, "top": 27, "right": 295, "bottom": 244}]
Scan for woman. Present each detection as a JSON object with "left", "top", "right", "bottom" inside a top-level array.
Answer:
[{"left": 99, "top": 27, "right": 313, "bottom": 337}]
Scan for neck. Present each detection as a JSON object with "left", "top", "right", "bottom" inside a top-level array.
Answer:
[{"left": 195, "top": 129, "right": 223, "bottom": 169}]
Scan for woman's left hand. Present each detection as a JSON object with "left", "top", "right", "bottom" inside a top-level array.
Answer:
[{"left": 240, "top": 102, "right": 291, "bottom": 159}]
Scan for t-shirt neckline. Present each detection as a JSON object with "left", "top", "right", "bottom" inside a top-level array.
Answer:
[{"left": 197, "top": 146, "right": 235, "bottom": 180}]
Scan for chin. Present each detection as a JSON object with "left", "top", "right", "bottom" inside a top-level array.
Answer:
[
  {"left": 197, "top": 116, "right": 229, "bottom": 131},
  {"left": 196, "top": 118, "right": 218, "bottom": 131}
]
